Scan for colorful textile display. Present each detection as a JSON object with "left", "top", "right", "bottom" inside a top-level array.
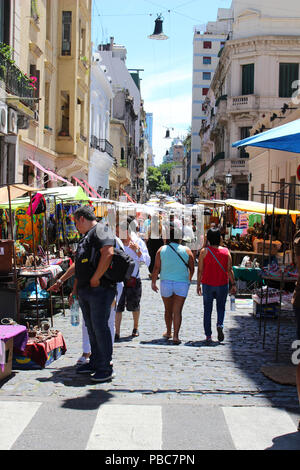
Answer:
[
  {"left": 56, "top": 203, "right": 81, "bottom": 243},
  {"left": 0, "top": 208, "right": 8, "bottom": 239},
  {"left": 15, "top": 208, "right": 44, "bottom": 250}
]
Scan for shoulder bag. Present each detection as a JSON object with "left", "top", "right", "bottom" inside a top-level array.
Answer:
[{"left": 168, "top": 243, "right": 190, "bottom": 270}]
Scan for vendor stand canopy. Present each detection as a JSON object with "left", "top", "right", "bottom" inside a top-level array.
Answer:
[
  {"left": 232, "top": 118, "right": 300, "bottom": 153},
  {"left": 0, "top": 185, "right": 90, "bottom": 208},
  {"left": 0, "top": 184, "right": 40, "bottom": 204},
  {"left": 225, "top": 199, "right": 300, "bottom": 218}
]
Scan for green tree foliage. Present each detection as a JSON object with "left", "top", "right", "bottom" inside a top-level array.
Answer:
[{"left": 147, "top": 166, "right": 170, "bottom": 193}]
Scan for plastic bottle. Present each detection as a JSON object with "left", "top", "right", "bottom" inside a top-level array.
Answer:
[
  {"left": 70, "top": 297, "right": 80, "bottom": 326},
  {"left": 230, "top": 295, "right": 236, "bottom": 312}
]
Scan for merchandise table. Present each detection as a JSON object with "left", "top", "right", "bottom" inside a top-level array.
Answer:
[
  {"left": 233, "top": 266, "right": 262, "bottom": 294},
  {"left": 0, "top": 325, "right": 28, "bottom": 378},
  {"left": 13, "top": 331, "right": 67, "bottom": 369}
]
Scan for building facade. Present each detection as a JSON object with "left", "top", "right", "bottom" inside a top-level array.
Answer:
[
  {"left": 198, "top": 0, "right": 300, "bottom": 201},
  {"left": 88, "top": 52, "right": 114, "bottom": 196},
  {"left": 190, "top": 10, "right": 232, "bottom": 196},
  {"left": 0, "top": 0, "right": 92, "bottom": 188},
  {"left": 247, "top": 100, "right": 300, "bottom": 209},
  {"left": 98, "top": 38, "right": 143, "bottom": 199}
]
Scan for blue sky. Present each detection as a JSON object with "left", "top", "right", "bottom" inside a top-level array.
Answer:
[{"left": 92, "top": 0, "right": 232, "bottom": 165}]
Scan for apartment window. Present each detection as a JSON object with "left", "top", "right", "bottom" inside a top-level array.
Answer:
[
  {"left": 60, "top": 91, "right": 70, "bottom": 136},
  {"left": 240, "top": 127, "right": 251, "bottom": 157},
  {"left": 46, "top": 0, "right": 51, "bottom": 41},
  {"left": 0, "top": 0, "right": 10, "bottom": 44},
  {"left": 203, "top": 56, "right": 211, "bottom": 65},
  {"left": 279, "top": 179, "right": 285, "bottom": 209},
  {"left": 202, "top": 88, "right": 209, "bottom": 96},
  {"left": 79, "top": 21, "right": 86, "bottom": 57},
  {"left": 62, "top": 11, "right": 72, "bottom": 56},
  {"left": 260, "top": 184, "right": 265, "bottom": 203},
  {"left": 31, "top": 0, "right": 39, "bottom": 22},
  {"left": 242, "top": 64, "right": 254, "bottom": 95},
  {"left": 203, "top": 41, "right": 212, "bottom": 49},
  {"left": 44, "top": 82, "right": 50, "bottom": 127},
  {"left": 23, "top": 165, "right": 30, "bottom": 185},
  {"left": 279, "top": 63, "right": 299, "bottom": 98},
  {"left": 203, "top": 72, "right": 211, "bottom": 80},
  {"left": 290, "top": 176, "right": 296, "bottom": 211},
  {"left": 30, "top": 64, "right": 40, "bottom": 99},
  {"left": 177, "top": 175, "right": 181, "bottom": 183}
]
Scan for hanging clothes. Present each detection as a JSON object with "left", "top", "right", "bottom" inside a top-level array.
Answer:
[
  {"left": 56, "top": 203, "right": 81, "bottom": 243},
  {"left": 0, "top": 208, "right": 9, "bottom": 239},
  {"left": 15, "top": 208, "right": 44, "bottom": 251}
]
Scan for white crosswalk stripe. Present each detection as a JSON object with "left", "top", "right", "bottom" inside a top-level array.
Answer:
[
  {"left": 0, "top": 400, "right": 299, "bottom": 450},
  {"left": 86, "top": 404, "right": 163, "bottom": 450},
  {"left": 0, "top": 401, "right": 42, "bottom": 450},
  {"left": 223, "top": 406, "right": 298, "bottom": 450}
]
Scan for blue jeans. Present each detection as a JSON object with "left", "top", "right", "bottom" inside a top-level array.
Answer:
[
  {"left": 78, "top": 285, "right": 116, "bottom": 375},
  {"left": 202, "top": 284, "right": 229, "bottom": 338},
  {"left": 293, "top": 307, "right": 300, "bottom": 340}
]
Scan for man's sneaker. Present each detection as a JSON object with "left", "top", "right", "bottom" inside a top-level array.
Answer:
[
  {"left": 205, "top": 336, "right": 212, "bottom": 344},
  {"left": 90, "top": 371, "right": 116, "bottom": 383},
  {"left": 76, "top": 363, "right": 95, "bottom": 375},
  {"left": 217, "top": 326, "right": 224, "bottom": 343}
]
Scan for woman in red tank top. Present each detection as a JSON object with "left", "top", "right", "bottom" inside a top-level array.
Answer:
[{"left": 197, "top": 228, "right": 236, "bottom": 343}]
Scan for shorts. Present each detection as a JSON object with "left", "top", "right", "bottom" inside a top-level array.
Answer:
[
  {"left": 160, "top": 280, "right": 190, "bottom": 298},
  {"left": 117, "top": 278, "right": 142, "bottom": 312}
]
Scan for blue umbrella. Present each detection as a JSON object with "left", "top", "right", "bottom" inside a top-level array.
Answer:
[{"left": 232, "top": 118, "right": 300, "bottom": 153}]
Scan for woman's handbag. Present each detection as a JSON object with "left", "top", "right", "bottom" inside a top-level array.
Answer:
[{"left": 126, "top": 276, "right": 137, "bottom": 288}]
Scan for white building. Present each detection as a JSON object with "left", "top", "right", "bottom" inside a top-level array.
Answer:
[
  {"left": 198, "top": 0, "right": 300, "bottom": 200},
  {"left": 98, "top": 38, "right": 141, "bottom": 162},
  {"left": 190, "top": 10, "right": 232, "bottom": 196},
  {"left": 88, "top": 52, "right": 114, "bottom": 195}
]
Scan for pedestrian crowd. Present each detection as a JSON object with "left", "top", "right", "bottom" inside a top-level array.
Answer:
[{"left": 49, "top": 206, "right": 237, "bottom": 384}]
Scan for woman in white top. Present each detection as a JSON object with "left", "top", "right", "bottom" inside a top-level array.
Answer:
[{"left": 115, "top": 218, "right": 150, "bottom": 340}]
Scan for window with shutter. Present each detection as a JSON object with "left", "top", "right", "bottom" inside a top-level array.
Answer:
[
  {"left": 279, "top": 63, "right": 299, "bottom": 98},
  {"left": 242, "top": 64, "right": 254, "bottom": 95},
  {"left": 62, "top": 11, "right": 72, "bottom": 56}
]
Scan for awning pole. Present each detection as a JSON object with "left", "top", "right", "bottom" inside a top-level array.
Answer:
[{"left": 7, "top": 184, "right": 20, "bottom": 324}]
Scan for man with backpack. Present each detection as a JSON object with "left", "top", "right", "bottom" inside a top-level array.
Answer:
[
  {"left": 70, "top": 206, "right": 118, "bottom": 382},
  {"left": 48, "top": 206, "right": 134, "bottom": 382}
]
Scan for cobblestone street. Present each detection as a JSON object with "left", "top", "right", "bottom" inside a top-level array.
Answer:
[{"left": 0, "top": 266, "right": 299, "bottom": 409}]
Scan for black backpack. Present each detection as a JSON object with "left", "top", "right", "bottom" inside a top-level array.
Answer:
[{"left": 104, "top": 247, "right": 135, "bottom": 283}]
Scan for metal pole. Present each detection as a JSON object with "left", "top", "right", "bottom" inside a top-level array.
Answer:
[
  {"left": 29, "top": 191, "right": 40, "bottom": 328},
  {"left": 7, "top": 185, "right": 20, "bottom": 323}
]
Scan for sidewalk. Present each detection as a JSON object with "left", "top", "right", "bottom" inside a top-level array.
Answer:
[{"left": 0, "top": 265, "right": 298, "bottom": 408}]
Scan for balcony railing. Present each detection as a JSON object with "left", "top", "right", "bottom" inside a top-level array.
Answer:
[
  {"left": 0, "top": 50, "right": 36, "bottom": 111},
  {"left": 90, "top": 135, "right": 114, "bottom": 158},
  {"left": 227, "top": 95, "right": 259, "bottom": 112},
  {"left": 199, "top": 152, "right": 225, "bottom": 178}
]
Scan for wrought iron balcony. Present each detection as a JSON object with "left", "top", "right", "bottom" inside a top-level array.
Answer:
[
  {"left": 90, "top": 135, "right": 114, "bottom": 158},
  {"left": 0, "top": 50, "right": 36, "bottom": 111}
]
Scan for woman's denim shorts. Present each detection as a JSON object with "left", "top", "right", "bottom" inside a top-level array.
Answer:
[{"left": 160, "top": 280, "right": 190, "bottom": 298}]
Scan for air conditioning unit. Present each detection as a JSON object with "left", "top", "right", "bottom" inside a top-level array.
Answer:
[
  {"left": 0, "top": 103, "right": 7, "bottom": 134},
  {"left": 8, "top": 108, "right": 18, "bottom": 134}
]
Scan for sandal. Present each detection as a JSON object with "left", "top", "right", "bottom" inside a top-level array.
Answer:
[
  {"left": 172, "top": 339, "right": 181, "bottom": 345},
  {"left": 76, "top": 355, "right": 89, "bottom": 365},
  {"left": 132, "top": 329, "right": 139, "bottom": 337},
  {"left": 162, "top": 333, "right": 171, "bottom": 339}
]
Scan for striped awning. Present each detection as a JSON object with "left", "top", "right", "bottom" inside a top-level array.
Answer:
[{"left": 27, "top": 158, "right": 73, "bottom": 186}]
